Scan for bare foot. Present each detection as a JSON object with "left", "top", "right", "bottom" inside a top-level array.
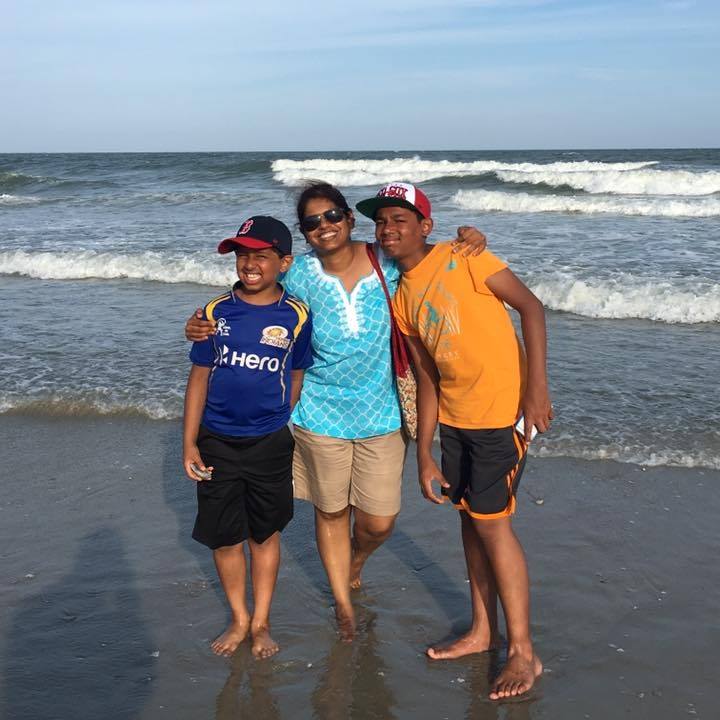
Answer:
[
  {"left": 251, "top": 625, "right": 279, "bottom": 660},
  {"left": 349, "top": 540, "right": 364, "bottom": 590},
  {"left": 349, "top": 568, "right": 363, "bottom": 590},
  {"left": 335, "top": 606, "right": 356, "bottom": 643},
  {"left": 489, "top": 651, "right": 542, "bottom": 700},
  {"left": 211, "top": 619, "right": 249, "bottom": 657},
  {"left": 427, "top": 631, "right": 501, "bottom": 660}
]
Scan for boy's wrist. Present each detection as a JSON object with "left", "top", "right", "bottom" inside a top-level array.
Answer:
[
  {"left": 525, "top": 376, "right": 548, "bottom": 392},
  {"left": 417, "top": 447, "right": 434, "bottom": 465}
]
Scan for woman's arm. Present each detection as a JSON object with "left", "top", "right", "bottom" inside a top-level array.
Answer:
[{"left": 185, "top": 310, "right": 215, "bottom": 342}]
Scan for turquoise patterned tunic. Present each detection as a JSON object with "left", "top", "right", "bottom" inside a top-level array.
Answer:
[{"left": 282, "top": 244, "right": 402, "bottom": 439}]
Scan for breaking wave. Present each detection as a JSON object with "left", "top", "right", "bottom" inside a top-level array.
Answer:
[
  {"left": 527, "top": 272, "right": 720, "bottom": 324},
  {"left": 496, "top": 168, "right": 720, "bottom": 196},
  {"left": 453, "top": 189, "right": 720, "bottom": 217},
  {"left": 0, "top": 249, "right": 235, "bottom": 285},
  {"left": 271, "top": 157, "right": 657, "bottom": 187},
  {"left": 3, "top": 250, "right": 717, "bottom": 325}
]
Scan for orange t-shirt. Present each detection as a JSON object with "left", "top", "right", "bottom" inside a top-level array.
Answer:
[{"left": 393, "top": 243, "right": 526, "bottom": 429}]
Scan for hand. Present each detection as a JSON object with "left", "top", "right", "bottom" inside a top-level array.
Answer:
[
  {"left": 520, "top": 385, "right": 553, "bottom": 441},
  {"left": 185, "top": 308, "right": 215, "bottom": 342},
  {"left": 183, "top": 444, "right": 214, "bottom": 482},
  {"left": 418, "top": 456, "right": 450, "bottom": 504},
  {"left": 451, "top": 226, "right": 487, "bottom": 256}
]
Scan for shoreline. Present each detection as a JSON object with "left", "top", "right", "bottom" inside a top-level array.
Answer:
[{"left": 2, "top": 414, "right": 718, "bottom": 719}]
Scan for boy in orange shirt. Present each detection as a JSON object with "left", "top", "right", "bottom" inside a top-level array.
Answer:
[{"left": 356, "top": 183, "right": 553, "bottom": 701}]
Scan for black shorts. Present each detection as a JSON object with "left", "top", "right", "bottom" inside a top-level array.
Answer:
[
  {"left": 439, "top": 424, "right": 528, "bottom": 519},
  {"left": 192, "top": 424, "right": 294, "bottom": 549}
]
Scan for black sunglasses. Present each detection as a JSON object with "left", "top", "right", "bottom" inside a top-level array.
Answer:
[{"left": 300, "top": 207, "right": 347, "bottom": 232}]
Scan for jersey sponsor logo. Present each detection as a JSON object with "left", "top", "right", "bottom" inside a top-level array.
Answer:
[
  {"left": 216, "top": 344, "right": 280, "bottom": 372},
  {"left": 378, "top": 184, "right": 409, "bottom": 200},
  {"left": 215, "top": 317, "right": 231, "bottom": 336},
  {"left": 260, "top": 325, "right": 291, "bottom": 349}
]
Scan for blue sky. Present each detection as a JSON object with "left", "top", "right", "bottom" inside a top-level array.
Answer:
[{"left": 2, "top": 0, "right": 718, "bottom": 151}]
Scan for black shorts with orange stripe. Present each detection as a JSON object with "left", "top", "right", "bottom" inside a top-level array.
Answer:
[{"left": 439, "top": 424, "right": 528, "bottom": 519}]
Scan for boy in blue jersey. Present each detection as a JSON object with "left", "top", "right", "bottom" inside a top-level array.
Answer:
[{"left": 183, "top": 216, "right": 313, "bottom": 659}]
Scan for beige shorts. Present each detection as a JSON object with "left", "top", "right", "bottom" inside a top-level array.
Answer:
[{"left": 292, "top": 426, "right": 407, "bottom": 516}]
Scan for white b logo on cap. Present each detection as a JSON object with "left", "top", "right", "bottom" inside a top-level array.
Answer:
[{"left": 239, "top": 219, "right": 254, "bottom": 235}]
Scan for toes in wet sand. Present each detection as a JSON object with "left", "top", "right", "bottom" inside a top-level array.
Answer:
[
  {"left": 349, "top": 574, "right": 362, "bottom": 591},
  {"left": 211, "top": 620, "right": 249, "bottom": 657},
  {"left": 251, "top": 625, "right": 279, "bottom": 660},
  {"left": 489, "top": 652, "right": 543, "bottom": 701}
]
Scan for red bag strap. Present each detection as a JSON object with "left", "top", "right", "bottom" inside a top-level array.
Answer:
[{"left": 366, "top": 244, "right": 412, "bottom": 375}]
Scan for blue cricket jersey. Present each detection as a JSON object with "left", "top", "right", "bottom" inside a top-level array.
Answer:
[{"left": 189, "top": 286, "right": 313, "bottom": 437}]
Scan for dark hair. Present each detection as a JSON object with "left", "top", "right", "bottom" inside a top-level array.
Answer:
[{"left": 296, "top": 181, "right": 351, "bottom": 222}]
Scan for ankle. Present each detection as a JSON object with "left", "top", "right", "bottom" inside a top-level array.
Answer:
[
  {"left": 335, "top": 602, "right": 354, "bottom": 619},
  {"left": 507, "top": 639, "right": 534, "bottom": 659},
  {"left": 230, "top": 610, "right": 251, "bottom": 625}
]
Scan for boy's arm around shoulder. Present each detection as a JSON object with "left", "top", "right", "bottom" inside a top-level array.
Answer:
[
  {"left": 404, "top": 334, "right": 450, "bottom": 504},
  {"left": 485, "top": 268, "right": 553, "bottom": 439}
]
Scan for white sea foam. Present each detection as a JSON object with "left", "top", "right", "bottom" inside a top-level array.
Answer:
[
  {"left": 453, "top": 189, "right": 720, "bottom": 217},
  {"left": 527, "top": 272, "right": 720, "bottom": 324},
  {"left": 496, "top": 168, "right": 720, "bottom": 196},
  {"left": 2, "top": 390, "right": 716, "bottom": 469},
  {"left": 271, "top": 157, "right": 657, "bottom": 187},
  {"left": 0, "top": 193, "right": 41, "bottom": 206},
  {"left": 0, "top": 249, "right": 235, "bottom": 285},
  {"left": 534, "top": 441, "right": 719, "bottom": 470}
]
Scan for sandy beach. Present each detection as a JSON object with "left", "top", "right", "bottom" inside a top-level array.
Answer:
[{"left": 1, "top": 413, "right": 718, "bottom": 719}]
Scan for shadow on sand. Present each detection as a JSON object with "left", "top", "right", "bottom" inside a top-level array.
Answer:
[{"left": 2, "top": 527, "right": 154, "bottom": 720}]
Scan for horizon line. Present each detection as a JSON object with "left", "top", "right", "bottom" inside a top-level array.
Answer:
[{"left": 1, "top": 146, "right": 718, "bottom": 155}]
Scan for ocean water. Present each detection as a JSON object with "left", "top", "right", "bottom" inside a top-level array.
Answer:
[{"left": 1, "top": 150, "right": 718, "bottom": 469}]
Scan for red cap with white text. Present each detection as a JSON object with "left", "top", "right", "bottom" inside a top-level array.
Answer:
[{"left": 356, "top": 182, "right": 431, "bottom": 220}]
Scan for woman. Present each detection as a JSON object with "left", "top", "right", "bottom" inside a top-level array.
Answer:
[{"left": 186, "top": 182, "right": 486, "bottom": 640}]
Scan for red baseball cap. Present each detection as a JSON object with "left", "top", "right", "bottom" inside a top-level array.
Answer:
[{"left": 356, "top": 182, "right": 432, "bottom": 220}]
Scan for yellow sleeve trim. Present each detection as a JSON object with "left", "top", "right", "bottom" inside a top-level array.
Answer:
[
  {"left": 204, "top": 292, "right": 232, "bottom": 323},
  {"left": 285, "top": 297, "right": 310, "bottom": 339}
]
